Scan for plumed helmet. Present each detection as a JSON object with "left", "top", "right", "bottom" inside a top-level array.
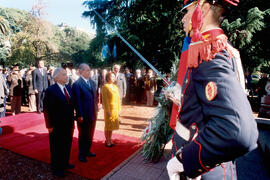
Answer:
[
  {"left": 182, "top": 0, "right": 239, "bottom": 42},
  {"left": 182, "top": 0, "right": 239, "bottom": 10}
]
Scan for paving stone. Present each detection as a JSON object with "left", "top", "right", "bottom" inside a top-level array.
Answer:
[
  {"left": 111, "top": 163, "right": 163, "bottom": 180},
  {"left": 157, "top": 169, "right": 170, "bottom": 180},
  {"left": 106, "top": 174, "right": 142, "bottom": 180}
]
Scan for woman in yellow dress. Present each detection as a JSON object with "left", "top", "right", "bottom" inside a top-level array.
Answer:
[{"left": 101, "top": 72, "right": 120, "bottom": 147}]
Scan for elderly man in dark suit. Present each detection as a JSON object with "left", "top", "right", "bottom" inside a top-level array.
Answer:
[
  {"left": 43, "top": 67, "right": 75, "bottom": 177},
  {"left": 32, "top": 60, "right": 48, "bottom": 113},
  {"left": 72, "top": 63, "right": 98, "bottom": 163},
  {"left": 113, "top": 64, "right": 126, "bottom": 104}
]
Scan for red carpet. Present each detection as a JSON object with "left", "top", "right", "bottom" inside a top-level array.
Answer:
[{"left": 0, "top": 113, "right": 142, "bottom": 179}]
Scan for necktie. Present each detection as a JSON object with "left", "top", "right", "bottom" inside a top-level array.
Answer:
[
  {"left": 63, "top": 87, "right": 70, "bottom": 103},
  {"left": 87, "top": 80, "right": 93, "bottom": 91},
  {"left": 40, "top": 68, "right": 44, "bottom": 76}
]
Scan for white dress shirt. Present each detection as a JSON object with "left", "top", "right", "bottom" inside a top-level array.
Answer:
[{"left": 57, "top": 83, "right": 70, "bottom": 97}]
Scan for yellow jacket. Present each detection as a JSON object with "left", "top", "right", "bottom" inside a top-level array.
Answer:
[{"left": 101, "top": 83, "right": 120, "bottom": 130}]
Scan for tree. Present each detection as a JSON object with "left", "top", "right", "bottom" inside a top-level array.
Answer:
[
  {"left": 83, "top": 0, "right": 270, "bottom": 73},
  {"left": 0, "top": 15, "right": 11, "bottom": 63},
  {"left": 0, "top": 5, "right": 57, "bottom": 66},
  {"left": 0, "top": 7, "right": 24, "bottom": 64},
  {"left": 8, "top": 17, "right": 59, "bottom": 67},
  {"left": 83, "top": 0, "right": 184, "bottom": 72},
  {"left": 0, "top": 5, "right": 93, "bottom": 67},
  {"left": 222, "top": 6, "right": 270, "bottom": 73},
  {"left": 30, "top": 0, "right": 47, "bottom": 18},
  {"left": 57, "top": 26, "right": 93, "bottom": 66},
  {"left": 82, "top": 0, "right": 113, "bottom": 67}
]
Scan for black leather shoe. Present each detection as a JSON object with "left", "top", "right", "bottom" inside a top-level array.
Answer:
[
  {"left": 53, "top": 170, "right": 66, "bottom": 177},
  {"left": 87, "top": 152, "right": 96, "bottom": 157},
  {"left": 79, "top": 156, "right": 87, "bottom": 163},
  {"left": 67, "top": 164, "right": 75, "bottom": 169}
]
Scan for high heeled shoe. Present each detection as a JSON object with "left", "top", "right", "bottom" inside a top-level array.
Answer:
[{"left": 105, "top": 142, "right": 113, "bottom": 148}]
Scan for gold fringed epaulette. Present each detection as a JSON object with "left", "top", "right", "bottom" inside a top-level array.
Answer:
[{"left": 188, "top": 34, "right": 232, "bottom": 68}]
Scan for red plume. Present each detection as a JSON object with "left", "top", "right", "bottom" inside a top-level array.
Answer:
[
  {"left": 190, "top": 0, "right": 204, "bottom": 43},
  {"left": 224, "top": 0, "right": 239, "bottom": 6},
  {"left": 188, "top": 0, "right": 204, "bottom": 68}
]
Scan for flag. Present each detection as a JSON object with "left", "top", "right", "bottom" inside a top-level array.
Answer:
[
  {"left": 169, "top": 36, "right": 191, "bottom": 129},
  {"left": 101, "top": 44, "right": 110, "bottom": 59}
]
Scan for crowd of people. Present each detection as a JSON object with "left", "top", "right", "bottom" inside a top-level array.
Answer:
[
  {"left": 1, "top": 59, "right": 268, "bottom": 119},
  {"left": 0, "top": 62, "right": 160, "bottom": 118},
  {"left": 0, "top": 60, "right": 161, "bottom": 177}
]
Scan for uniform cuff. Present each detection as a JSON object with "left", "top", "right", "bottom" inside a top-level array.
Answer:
[{"left": 182, "top": 140, "right": 208, "bottom": 178}]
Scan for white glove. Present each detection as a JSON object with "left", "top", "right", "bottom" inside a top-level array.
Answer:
[
  {"left": 167, "top": 156, "right": 184, "bottom": 180},
  {"left": 164, "top": 81, "right": 182, "bottom": 106}
]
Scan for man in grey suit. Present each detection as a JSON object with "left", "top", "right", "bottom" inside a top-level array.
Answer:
[
  {"left": 32, "top": 60, "right": 48, "bottom": 113},
  {"left": 72, "top": 64, "right": 98, "bottom": 163},
  {"left": 0, "top": 65, "right": 9, "bottom": 118},
  {"left": 90, "top": 69, "right": 99, "bottom": 92},
  {"left": 113, "top": 64, "right": 126, "bottom": 104}
]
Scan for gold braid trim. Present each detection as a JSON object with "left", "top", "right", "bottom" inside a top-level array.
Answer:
[{"left": 188, "top": 34, "right": 232, "bottom": 68}]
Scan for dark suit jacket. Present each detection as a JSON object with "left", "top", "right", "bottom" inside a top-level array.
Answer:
[
  {"left": 72, "top": 77, "right": 98, "bottom": 121},
  {"left": 32, "top": 68, "right": 48, "bottom": 92},
  {"left": 43, "top": 84, "right": 74, "bottom": 130}
]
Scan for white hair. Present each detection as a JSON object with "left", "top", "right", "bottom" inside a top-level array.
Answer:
[
  {"left": 53, "top": 67, "right": 65, "bottom": 80},
  {"left": 113, "top": 64, "right": 120, "bottom": 69},
  {"left": 79, "top": 63, "right": 90, "bottom": 71}
]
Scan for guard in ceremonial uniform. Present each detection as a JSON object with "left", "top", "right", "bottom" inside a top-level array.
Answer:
[{"left": 166, "top": 0, "right": 258, "bottom": 179}]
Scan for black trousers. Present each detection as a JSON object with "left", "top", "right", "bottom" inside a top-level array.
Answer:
[
  {"left": 135, "top": 88, "right": 143, "bottom": 103},
  {"left": 77, "top": 119, "right": 96, "bottom": 158},
  {"left": 49, "top": 127, "right": 73, "bottom": 171},
  {"left": 36, "top": 91, "right": 45, "bottom": 113}
]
